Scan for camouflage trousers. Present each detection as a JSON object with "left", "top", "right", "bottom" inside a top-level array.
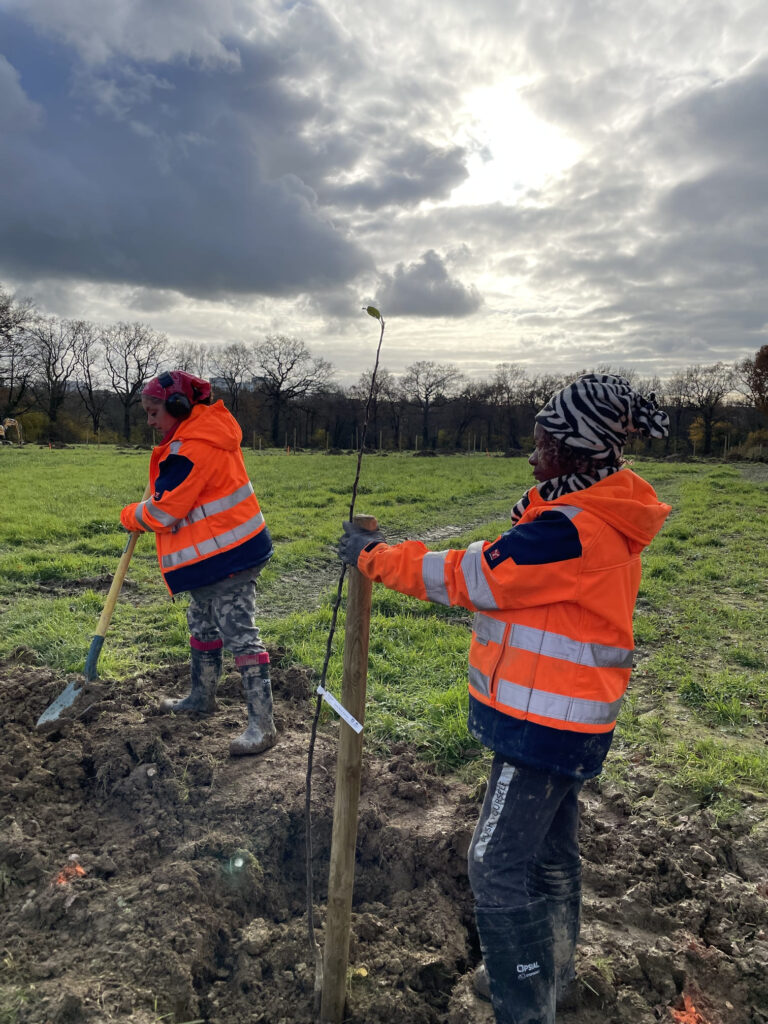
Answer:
[{"left": 186, "top": 567, "right": 266, "bottom": 657}]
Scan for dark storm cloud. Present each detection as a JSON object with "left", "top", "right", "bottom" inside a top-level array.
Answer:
[
  {"left": 376, "top": 250, "right": 482, "bottom": 317},
  {"left": 2, "top": 0, "right": 248, "bottom": 65},
  {"left": 320, "top": 141, "right": 468, "bottom": 210},
  {"left": 0, "top": 11, "right": 377, "bottom": 298},
  {"left": 648, "top": 58, "right": 768, "bottom": 164}
]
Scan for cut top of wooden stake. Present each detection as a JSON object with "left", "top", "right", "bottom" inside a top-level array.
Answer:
[{"left": 353, "top": 513, "right": 379, "bottom": 532}]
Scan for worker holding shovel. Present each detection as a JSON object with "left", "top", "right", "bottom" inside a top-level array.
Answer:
[
  {"left": 120, "top": 370, "right": 276, "bottom": 757},
  {"left": 338, "top": 374, "right": 671, "bottom": 1024}
]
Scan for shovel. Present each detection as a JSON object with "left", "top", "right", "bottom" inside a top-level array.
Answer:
[{"left": 36, "top": 483, "right": 151, "bottom": 729}]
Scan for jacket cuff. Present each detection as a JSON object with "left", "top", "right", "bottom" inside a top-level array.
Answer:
[
  {"left": 120, "top": 503, "right": 142, "bottom": 532},
  {"left": 357, "top": 541, "right": 385, "bottom": 574}
]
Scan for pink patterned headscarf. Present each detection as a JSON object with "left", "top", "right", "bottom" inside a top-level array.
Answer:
[{"left": 142, "top": 371, "right": 211, "bottom": 406}]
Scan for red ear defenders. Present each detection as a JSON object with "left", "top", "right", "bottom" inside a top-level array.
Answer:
[{"left": 157, "top": 372, "right": 192, "bottom": 419}]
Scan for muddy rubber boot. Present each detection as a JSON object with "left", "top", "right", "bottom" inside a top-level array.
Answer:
[
  {"left": 159, "top": 646, "right": 222, "bottom": 714},
  {"left": 229, "top": 653, "right": 276, "bottom": 757},
  {"left": 475, "top": 900, "right": 555, "bottom": 1024},
  {"left": 527, "top": 860, "right": 581, "bottom": 1004}
]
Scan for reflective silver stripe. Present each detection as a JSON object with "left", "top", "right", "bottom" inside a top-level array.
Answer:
[
  {"left": 473, "top": 612, "right": 506, "bottom": 645},
  {"left": 144, "top": 500, "right": 180, "bottom": 528},
  {"left": 422, "top": 551, "right": 450, "bottom": 605},
  {"left": 551, "top": 504, "right": 582, "bottom": 520},
  {"left": 468, "top": 664, "right": 491, "bottom": 697},
  {"left": 472, "top": 763, "right": 516, "bottom": 862},
  {"left": 169, "top": 440, "right": 183, "bottom": 454},
  {"left": 161, "top": 512, "right": 265, "bottom": 569},
  {"left": 509, "top": 623, "right": 633, "bottom": 669},
  {"left": 184, "top": 482, "right": 255, "bottom": 525},
  {"left": 135, "top": 501, "right": 151, "bottom": 530},
  {"left": 197, "top": 513, "right": 264, "bottom": 556},
  {"left": 461, "top": 541, "right": 497, "bottom": 610},
  {"left": 162, "top": 544, "right": 199, "bottom": 568},
  {"left": 497, "top": 678, "right": 623, "bottom": 726}
]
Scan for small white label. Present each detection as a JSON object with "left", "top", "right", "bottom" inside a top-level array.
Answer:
[{"left": 317, "top": 685, "right": 363, "bottom": 734}]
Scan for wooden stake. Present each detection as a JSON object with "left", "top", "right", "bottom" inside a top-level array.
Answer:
[{"left": 320, "top": 513, "right": 378, "bottom": 1024}]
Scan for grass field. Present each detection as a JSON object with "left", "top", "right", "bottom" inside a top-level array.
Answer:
[{"left": 2, "top": 445, "right": 767, "bottom": 817}]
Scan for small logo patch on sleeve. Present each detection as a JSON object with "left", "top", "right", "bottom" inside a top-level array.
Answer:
[{"left": 483, "top": 538, "right": 510, "bottom": 568}]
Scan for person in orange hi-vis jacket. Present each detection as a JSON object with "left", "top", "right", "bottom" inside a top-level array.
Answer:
[
  {"left": 338, "top": 373, "right": 671, "bottom": 1024},
  {"left": 121, "top": 370, "right": 276, "bottom": 758}
]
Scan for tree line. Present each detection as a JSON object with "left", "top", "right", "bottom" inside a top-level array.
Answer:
[{"left": 1, "top": 284, "right": 767, "bottom": 456}]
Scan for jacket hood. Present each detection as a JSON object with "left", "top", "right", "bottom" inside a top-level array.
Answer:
[
  {"left": 530, "top": 468, "right": 670, "bottom": 550},
  {"left": 174, "top": 400, "right": 242, "bottom": 452}
]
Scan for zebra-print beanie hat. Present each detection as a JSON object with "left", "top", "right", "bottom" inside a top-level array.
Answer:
[{"left": 535, "top": 373, "right": 669, "bottom": 463}]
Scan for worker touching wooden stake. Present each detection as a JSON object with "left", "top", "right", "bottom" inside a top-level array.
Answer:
[{"left": 332, "top": 375, "right": 672, "bottom": 1024}]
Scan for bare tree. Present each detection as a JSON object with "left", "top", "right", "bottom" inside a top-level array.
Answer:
[
  {"left": 74, "top": 321, "right": 111, "bottom": 434},
  {"left": 635, "top": 374, "right": 663, "bottom": 398},
  {"left": 524, "top": 373, "right": 571, "bottom": 413},
  {"left": 592, "top": 364, "right": 639, "bottom": 385},
  {"left": 28, "top": 317, "right": 84, "bottom": 432},
  {"left": 379, "top": 371, "right": 408, "bottom": 448},
  {"left": 0, "top": 285, "right": 36, "bottom": 420},
  {"left": 102, "top": 322, "right": 168, "bottom": 440},
  {"left": 0, "top": 285, "right": 34, "bottom": 335},
  {"left": 735, "top": 345, "right": 768, "bottom": 419},
  {"left": 656, "top": 371, "right": 689, "bottom": 451},
  {"left": 683, "top": 362, "right": 736, "bottom": 454},
  {"left": 401, "top": 360, "right": 464, "bottom": 448},
  {"left": 453, "top": 378, "right": 494, "bottom": 449},
  {"left": 491, "top": 362, "right": 529, "bottom": 449},
  {"left": 208, "top": 342, "right": 253, "bottom": 419},
  {"left": 252, "top": 335, "right": 334, "bottom": 446},
  {"left": 349, "top": 367, "right": 398, "bottom": 446},
  {"left": 170, "top": 341, "right": 210, "bottom": 378}
]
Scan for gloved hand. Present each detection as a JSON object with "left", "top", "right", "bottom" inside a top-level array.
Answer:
[
  {"left": 120, "top": 503, "right": 145, "bottom": 533},
  {"left": 337, "top": 520, "right": 385, "bottom": 566},
  {"left": 119, "top": 504, "right": 136, "bottom": 532}
]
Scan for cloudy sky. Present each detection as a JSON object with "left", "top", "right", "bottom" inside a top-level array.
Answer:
[{"left": 1, "top": 0, "right": 767, "bottom": 383}]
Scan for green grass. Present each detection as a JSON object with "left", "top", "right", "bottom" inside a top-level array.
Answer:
[
  {"left": 658, "top": 739, "right": 768, "bottom": 821},
  {"left": 268, "top": 587, "right": 478, "bottom": 764},
  {"left": 2, "top": 447, "right": 767, "bottom": 815}
]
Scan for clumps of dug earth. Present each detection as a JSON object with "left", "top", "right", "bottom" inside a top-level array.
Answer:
[{"left": 1, "top": 651, "right": 767, "bottom": 1023}]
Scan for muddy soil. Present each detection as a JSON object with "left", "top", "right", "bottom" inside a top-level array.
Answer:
[{"left": 1, "top": 649, "right": 767, "bottom": 1024}]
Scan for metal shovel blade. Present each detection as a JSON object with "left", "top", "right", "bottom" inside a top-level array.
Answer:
[
  {"left": 36, "top": 679, "right": 83, "bottom": 728},
  {"left": 35, "top": 635, "right": 105, "bottom": 729}
]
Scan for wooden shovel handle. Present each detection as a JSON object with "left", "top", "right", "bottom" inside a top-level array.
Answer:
[{"left": 94, "top": 481, "right": 152, "bottom": 639}]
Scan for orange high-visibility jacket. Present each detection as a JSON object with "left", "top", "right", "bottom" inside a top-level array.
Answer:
[
  {"left": 120, "top": 401, "right": 272, "bottom": 595},
  {"left": 358, "top": 470, "right": 669, "bottom": 749}
]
